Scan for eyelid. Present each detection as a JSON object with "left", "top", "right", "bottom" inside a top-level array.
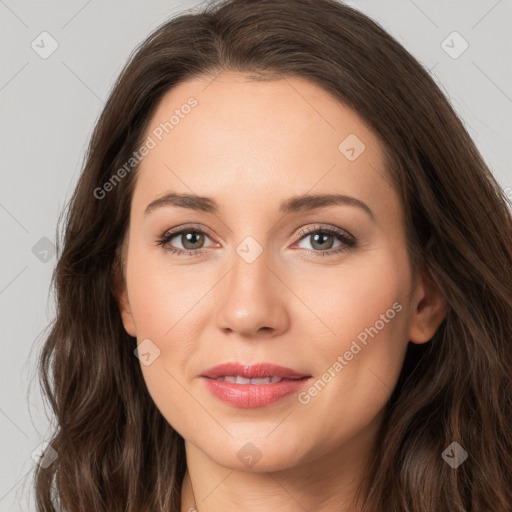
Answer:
[
  {"left": 162, "top": 223, "right": 217, "bottom": 241},
  {"left": 295, "top": 223, "right": 353, "bottom": 241}
]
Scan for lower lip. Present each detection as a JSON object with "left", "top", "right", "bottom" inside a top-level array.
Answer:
[{"left": 202, "top": 377, "right": 310, "bottom": 408}]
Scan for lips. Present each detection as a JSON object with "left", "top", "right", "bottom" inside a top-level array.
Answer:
[
  {"left": 201, "top": 362, "right": 310, "bottom": 380},
  {"left": 201, "top": 362, "right": 312, "bottom": 408}
]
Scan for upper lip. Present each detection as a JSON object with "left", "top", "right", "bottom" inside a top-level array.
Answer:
[{"left": 201, "top": 362, "right": 310, "bottom": 380}]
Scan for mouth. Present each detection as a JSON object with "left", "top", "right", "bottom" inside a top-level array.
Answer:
[
  {"left": 208, "top": 375, "right": 306, "bottom": 384},
  {"left": 201, "top": 361, "right": 311, "bottom": 380},
  {"left": 200, "top": 362, "right": 312, "bottom": 408}
]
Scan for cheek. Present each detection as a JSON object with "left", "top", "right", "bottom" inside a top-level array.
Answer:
[
  {"left": 291, "top": 252, "right": 411, "bottom": 446},
  {"left": 125, "top": 247, "right": 219, "bottom": 433},
  {"left": 128, "top": 263, "right": 206, "bottom": 437},
  {"left": 296, "top": 245, "right": 410, "bottom": 353},
  {"left": 126, "top": 243, "right": 210, "bottom": 339}
]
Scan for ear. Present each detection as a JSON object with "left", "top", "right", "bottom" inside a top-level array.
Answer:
[
  {"left": 407, "top": 264, "right": 447, "bottom": 344},
  {"left": 111, "top": 242, "right": 137, "bottom": 337}
]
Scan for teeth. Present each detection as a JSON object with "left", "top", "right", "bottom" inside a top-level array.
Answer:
[
  {"left": 250, "top": 377, "right": 274, "bottom": 385},
  {"left": 214, "top": 375, "right": 285, "bottom": 384}
]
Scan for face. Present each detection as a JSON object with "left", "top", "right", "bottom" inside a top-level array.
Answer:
[{"left": 117, "top": 71, "right": 445, "bottom": 472}]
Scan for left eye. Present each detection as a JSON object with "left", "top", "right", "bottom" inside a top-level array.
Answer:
[{"left": 296, "top": 229, "right": 345, "bottom": 251}]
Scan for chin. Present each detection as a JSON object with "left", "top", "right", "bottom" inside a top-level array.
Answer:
[{"left": 199, "top": 433, "right": 310, "bottom": 473}]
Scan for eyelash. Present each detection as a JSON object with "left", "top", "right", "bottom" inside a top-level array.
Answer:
[{"left": 156, "top": 223, "right": 356, "bottom": 258}]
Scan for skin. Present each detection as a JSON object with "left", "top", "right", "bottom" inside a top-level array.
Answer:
[{"left": 116, "top": 71, "right": 446, "bottom": 512}]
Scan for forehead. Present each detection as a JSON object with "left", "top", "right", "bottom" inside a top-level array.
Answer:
[{"left": 132, "top": 71, "right": 394, "bottom": 217}]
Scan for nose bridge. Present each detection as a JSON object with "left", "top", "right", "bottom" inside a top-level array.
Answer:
[
  {"left": 214, "top": 233, "right": 288, "bottom": 335},
  {"left": 232, "top": 236, "right": 271, "bottom": 289},
  {"left": 229, "top": 234, "right": 275, "bottom": 303}
]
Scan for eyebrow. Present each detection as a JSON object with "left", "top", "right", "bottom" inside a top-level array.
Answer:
[{"left": 144, "top": 192, "right": 375, "bottom": 221}]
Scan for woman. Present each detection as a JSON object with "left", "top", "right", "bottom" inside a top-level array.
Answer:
[{"left": 33, "top": 0, "right": 512, "bottom": 510}]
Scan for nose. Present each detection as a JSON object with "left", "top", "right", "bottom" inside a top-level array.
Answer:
[{"left": 214, "top": 245, "right": 290, "bottom": 338}]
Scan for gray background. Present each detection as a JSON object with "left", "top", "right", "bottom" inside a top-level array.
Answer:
[{"left": 1, "top": 0, "right": 510, "bottom": 510}]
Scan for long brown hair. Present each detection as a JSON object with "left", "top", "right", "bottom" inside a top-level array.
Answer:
[{"left": 33, "top": 0, "right": 512, "bottom": 510}]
